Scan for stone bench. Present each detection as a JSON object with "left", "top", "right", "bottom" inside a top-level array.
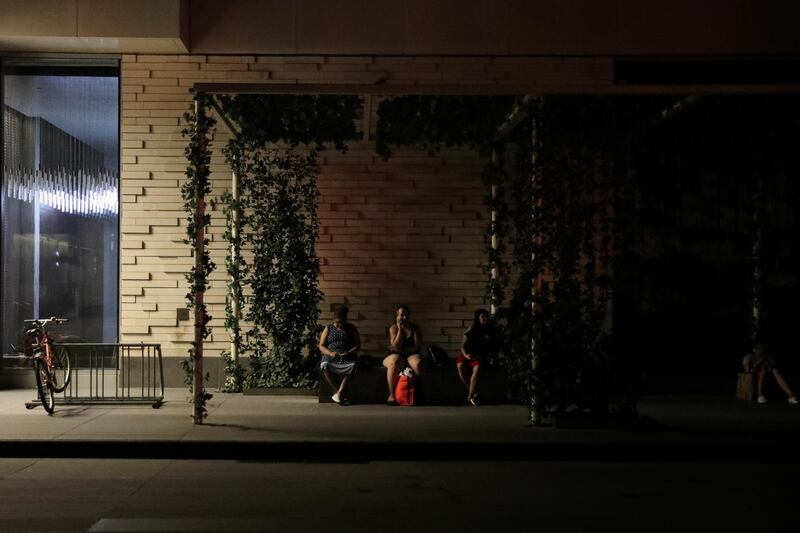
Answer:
[{"left": 318, "top": 356, "right": 510, "bottom": 405}]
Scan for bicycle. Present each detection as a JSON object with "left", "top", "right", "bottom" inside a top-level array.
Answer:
[{"left": 23, "top": 317, "right": 71, "bottom": 414}]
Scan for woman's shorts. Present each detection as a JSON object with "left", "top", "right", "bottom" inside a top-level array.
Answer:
[
  {"left": 456, "top": 354, "right": 480, "bottom": 368},
  {"left": 320, "top": 357, "right": 358, "bottom": 375}
]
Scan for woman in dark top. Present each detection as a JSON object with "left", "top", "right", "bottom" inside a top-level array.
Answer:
[
  {"left": 457, "top": 308, "right": 497, "bottom": 406},
  {"left": 382, "top": 304, "right": 423, "bottom": 405},
  {"left": 318, "top": 305, "right": 360, "bottom": 405}
]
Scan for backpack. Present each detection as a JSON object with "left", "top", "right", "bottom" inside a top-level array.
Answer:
[
  {"left": 395, "top": 375, "right": 416, "bottom": 406},
  {"left": 427, "top": 345, "right": 449, "bottom": 367}
]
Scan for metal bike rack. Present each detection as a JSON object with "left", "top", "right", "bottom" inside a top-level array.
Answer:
[{"left": 26, "top": 343, "right": 164, "bottom": 409}]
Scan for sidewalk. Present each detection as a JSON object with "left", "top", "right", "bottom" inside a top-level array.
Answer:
[{"left": 1, "top": 388, "right": 799, "bottom": 460}]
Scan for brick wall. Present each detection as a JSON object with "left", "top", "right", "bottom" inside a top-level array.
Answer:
[
  {"left": 316, "top": 147, "right": 488, "bottom": 356},
  {"left": 120, "top": 54, "right": 611, "bottom": 385}
]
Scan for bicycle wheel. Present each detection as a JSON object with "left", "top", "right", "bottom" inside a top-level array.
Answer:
[
  {"left": 34, "top": 358, "right": 55, "bottom": 414},
  {"left": 50, "top": 346, "right": 71, "bottom": 393}
]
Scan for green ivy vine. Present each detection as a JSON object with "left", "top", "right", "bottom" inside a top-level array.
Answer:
[
  {"left": 375, "top": 95, "right": 638, "bottom": 424},
  {"left": 482, "top": 149, "right": 510, "bottom": 319},
  {"left": 216, "top": 94, "right": 362, "bottom": 390},
  {"left": 218, "top": 144, "right": 248, "bottom": 393},
  {"left": 181, "top": 92, "right": 217, "bottom": 422}
]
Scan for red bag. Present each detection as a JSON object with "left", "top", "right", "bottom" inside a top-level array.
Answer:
[{"left": 395, "top": 375, "right": 416, "bottom": 406}]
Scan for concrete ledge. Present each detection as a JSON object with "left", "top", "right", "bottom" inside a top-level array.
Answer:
[{"left": 244, "top": 387, "right": 316, "bottom": 396}]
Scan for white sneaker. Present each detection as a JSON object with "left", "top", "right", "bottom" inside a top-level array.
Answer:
[
  {"left": 757, "top": 396, "right": 767, "bottom": 404},
  {"left": 331, "top": 393, "right": 341, "bottom": 404},
  {"left": 789, "top": 397, "right": 798, "bottom": 405}
]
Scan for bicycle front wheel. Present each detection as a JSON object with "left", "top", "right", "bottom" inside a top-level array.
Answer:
[
  {"left": 34, "top": 358, "right": 55, "bottom": 414},
  {"left": 50, "top": 346, "right": 71, "bottom": 393}
]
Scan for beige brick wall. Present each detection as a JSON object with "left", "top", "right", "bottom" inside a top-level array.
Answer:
[
  {"left": 119, "top": 54, "right": 611, "bottom": 385},
  {"left": 316, "top": 147, "right": 488, "bottom": 356}
]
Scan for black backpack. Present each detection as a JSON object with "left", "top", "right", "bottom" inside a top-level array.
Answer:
[{"left": 427, "top": 345, "right": 450, "bottom": 367}]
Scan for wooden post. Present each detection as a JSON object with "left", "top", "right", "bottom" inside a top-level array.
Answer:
[{"left": 193, "top": 97, "right": 207, "bottom": 424}]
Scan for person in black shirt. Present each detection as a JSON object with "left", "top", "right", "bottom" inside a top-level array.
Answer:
[{"left": 457, "top": 308, "right": 497, "bottom": 406}]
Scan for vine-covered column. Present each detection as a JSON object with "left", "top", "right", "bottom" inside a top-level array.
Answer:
[
  {"left": 182, "top": 92, "right": 216, "bottom": 423},
  {"left": 484, "top": 145, "right": 508, "bottom": 318},
  {"left": 221, "top": 139, "right": 248, "bottom": 392},
  {"left": 752, "top": 174, "right": 763, "bottom": 344},
  {"left": 529, "top": 103, "right": 544, "bottom": 426}
]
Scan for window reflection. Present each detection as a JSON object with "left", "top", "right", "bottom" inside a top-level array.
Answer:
[{"left": 1, "top": 63, "right": 119, "bottom": 355}]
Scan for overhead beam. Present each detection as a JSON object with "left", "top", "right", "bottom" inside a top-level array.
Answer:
[{"left": 193, "top": 82, "right": 800, "bottom": 97}]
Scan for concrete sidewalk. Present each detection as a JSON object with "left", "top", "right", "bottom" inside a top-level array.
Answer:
[{"left": 1, "top": 388, "right": 799, "bottom": 460}]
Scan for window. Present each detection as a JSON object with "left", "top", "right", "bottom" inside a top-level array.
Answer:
[{"left": 1, "top": 59, "right": 119, "bottom": 356}]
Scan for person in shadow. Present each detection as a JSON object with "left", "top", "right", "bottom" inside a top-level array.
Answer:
[
  {"left": 743, "top": 343, "right": 798, "bottom": 404},
  {"left": 457, "top": 308, "right": 498, "bottom": 406}
]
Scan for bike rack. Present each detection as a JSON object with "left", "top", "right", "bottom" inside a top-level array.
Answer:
[{"left": 25, "top": 343, "right": 164, "bottom": 409}]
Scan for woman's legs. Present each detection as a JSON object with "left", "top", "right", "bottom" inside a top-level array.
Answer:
[
  {"left": 323, "top": 370, "right": 340, "bottom": 396},
  {"left": 457, "top": 362, "right": 469, "bottom": 389},
  {"left": 406, "top": 354, "right": 424, "bottom": 377},
  {"left": 757, "top": 369, "right": 767, "bottom": 400},
  {"left": 338, "top": 375, "right": 351, "bottom": 398},
  {"left": 457, "top": 362, "right": 480, "bottom": 402},
  {"left": 383, "top": 354, "right": 402, "bottom": 402},
  {"left": 468, "top": 364, "right": 480, "bottom": 400},
  {"left": 772, "top": 369, "right": 796, "bottom": 400}
]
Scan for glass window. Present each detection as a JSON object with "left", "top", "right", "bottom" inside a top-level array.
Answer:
[{"left": 1, "top": 59, "right": 119, "bottom": 356}]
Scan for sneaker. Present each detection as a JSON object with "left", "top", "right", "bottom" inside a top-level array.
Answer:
[
  {"left": 757, "top": 396, "right": 767, "bottom": 404},
  {"left": 331, "top": 393, "right": 341, "bottom": 404},
  {"left": 789, "top": 397, "right": 798, "bottom": 405},
  {"left": 401, "top": 367, "right": 416, "bottom": 378},
  {"left": 468, "top": 396, "right": 477, "bottom": 406}
]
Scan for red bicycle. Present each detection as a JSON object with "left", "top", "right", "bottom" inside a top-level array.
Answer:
[{"left": 24, "top": 317, "right": 71, "bottom": 414}]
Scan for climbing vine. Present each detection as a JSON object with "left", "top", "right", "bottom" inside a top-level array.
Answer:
[
  {"left": 217, "top": 94, "right": 362, "bottom": 389},
  {"left": 481, "top": 151, "right": 510, "bottom": 321},
  {"left": 181, "top": 92, "right": 216, "bottom": 422},
  {"left": 376, "top": 95, "right": 642, "bottom": 424},
  {"left": 375, "top": 95, "right": 515, "bottom": 159},
  {"left": 229, "top": 144, "right": 323, "bottom": 388},
  {"left": 218, "top": 144, "right": 248, "bottom": 392}
]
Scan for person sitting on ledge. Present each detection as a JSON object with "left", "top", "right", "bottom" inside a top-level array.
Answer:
[
  {"left": 743, "top": 343, "right": 798, "bottom": 404},
  {"left": 318, "top": 305, "right": 360, "bottom": 405},
  {"left": 383, "top": 304, "right": 423, "bottom": 405},
  {"left": 457, "top": 308, "right": 498, "bottom": 406}
]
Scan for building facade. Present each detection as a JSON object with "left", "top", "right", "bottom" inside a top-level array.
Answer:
[{"left": 2, "top": 0, "right": 799, "bottom": 386}]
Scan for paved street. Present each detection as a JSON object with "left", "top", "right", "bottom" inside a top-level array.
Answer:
[
  {"left": 0, "top": 458, "right": 797, "bottom": 532},
  {"left": 1, "top": 389, "right": 799, "bottom": 531}
]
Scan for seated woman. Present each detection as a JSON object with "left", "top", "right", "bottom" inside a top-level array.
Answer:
[
  {"left": 743, "top": 343, "right": 798, "bottom": 404},
  {"left": 318, "top": 305, "right": 361, "bottom": 405},
  {"left": 383, "top": 304, "right": 423, "bottom": 405},
  {"left": 457, "top": 308, "right": 498, "bottom": 406}
]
